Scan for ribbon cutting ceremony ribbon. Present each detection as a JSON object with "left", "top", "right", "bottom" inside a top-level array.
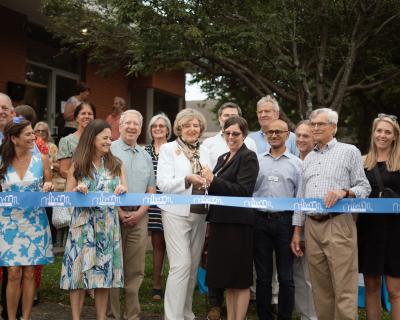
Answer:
[{"left": 0, "top": 192, "right": 399, "bottom": 214}]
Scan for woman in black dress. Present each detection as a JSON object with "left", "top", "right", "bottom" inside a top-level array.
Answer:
[
  {"left": 202, "top": 116, "right": 259, "bottom": 320},
  {"left": 358, "top": 114, "right": 400, "bottom": 320}
]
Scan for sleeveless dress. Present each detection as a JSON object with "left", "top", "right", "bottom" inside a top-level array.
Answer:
[
  {"left": 144, "top": 144, "right": 163, "bottom": 231},
  {"left": 0, "top": 152, "right": 54, "bottom": 266},
  {"left": 60, "top": 162, "right": 124, "bottom": 289},
  {"left": 358, "top": 162, "right": 400, "bottom": 276}
]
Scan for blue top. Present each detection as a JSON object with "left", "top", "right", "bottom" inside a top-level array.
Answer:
[
  {"left": 111, "top": 139, "right": 156, "bottom": 193},
  {"left": 253, "top": 148, "right": 302, "bottom": 211},
  {"left": 249, "top": 130, "right": 298, "bottom": 156}
]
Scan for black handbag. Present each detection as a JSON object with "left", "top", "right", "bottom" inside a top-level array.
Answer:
[{"left": 373, "top": 166, "right": 399, "bottom": 198}]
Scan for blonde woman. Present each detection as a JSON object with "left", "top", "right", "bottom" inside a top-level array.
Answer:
[
  {"left": 358, "top": 114, "right": 400, "bottom": 320},
  {"left": 157, "top": 109, "right": 211, "bottom": 320}
]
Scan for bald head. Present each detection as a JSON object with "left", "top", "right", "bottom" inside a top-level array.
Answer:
[
  {"left": 267, "top": 119, "right": 288, "bottom": 131},
  {"left": 265, "top": 119, "right": 289, "bottom": 150},
  {"left": 0, "top": 93, "right": 15, "bottom": 132}
]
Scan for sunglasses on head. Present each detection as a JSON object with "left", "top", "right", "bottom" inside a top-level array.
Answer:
[{"left": 378, "top": 113, "right": 397, "bottom": 122}]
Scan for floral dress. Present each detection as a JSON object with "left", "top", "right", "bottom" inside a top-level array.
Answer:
[
  {"left": 60, "top": 162, "right": 123, "bottom": 289},
  {"left": 0, "top": 152, "right": 54, "bottom": 266}
]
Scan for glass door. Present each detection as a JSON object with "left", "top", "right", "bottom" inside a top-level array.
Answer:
[{"left": 53, "top": 74, "right": 78, "bottom": 143}]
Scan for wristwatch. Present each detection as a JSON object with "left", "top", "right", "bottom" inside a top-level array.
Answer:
[{"left": 342, "top": 189, "right": 350, "bottom": 198}]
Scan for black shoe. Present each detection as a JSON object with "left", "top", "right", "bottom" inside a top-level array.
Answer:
[
  {"left": 270, "top": 303, "right": 278, "bottom": 315},
  {"left": 33, "top": 291, "right": 40, "bottom": 307}
]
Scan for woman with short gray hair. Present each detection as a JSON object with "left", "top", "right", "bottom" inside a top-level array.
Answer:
[
  {"left": 157, "top": 108, "right": 210, "bottom": 320},
  {"left": 144, "top": 113, "right": 171, "bottom": 301}
]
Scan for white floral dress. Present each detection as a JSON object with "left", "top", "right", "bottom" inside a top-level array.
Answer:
[{"left": 0, "top": 152, "right": 54, "bottom": 266}]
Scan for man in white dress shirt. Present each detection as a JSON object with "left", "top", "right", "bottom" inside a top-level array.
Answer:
[{"left": 203, "top": 102, "right": 257, "bottom": 169}]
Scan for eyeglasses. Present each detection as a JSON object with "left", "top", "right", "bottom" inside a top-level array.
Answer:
[
  {"left": 223, "top": 131, "right": 242, "bottom": 137},
  {"left": 151, "top": 124, "right": 166, "bottom": 129},
  {"left": 34, "top": 129, "right": 47, "bottom": 134},
  {"left": 310, "top": 122, "right": 330, "bottom": 128},
  {"left": 182, "top": 123, "right": 200, "bottom": 129},
  {"left": 378, "top": 113, "right": 397, "bottom": 122},
  {"left": 265, "top": 130, "right": 288, "bottom": 136}
]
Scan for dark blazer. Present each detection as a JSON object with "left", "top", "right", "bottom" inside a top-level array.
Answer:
[{"left": 207, "top": 144, "right": 259, "bottom": 225}]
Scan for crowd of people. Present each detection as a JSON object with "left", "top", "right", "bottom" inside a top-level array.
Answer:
[{"left": 0, "top": 89, "right": 399, "bottom": 320}]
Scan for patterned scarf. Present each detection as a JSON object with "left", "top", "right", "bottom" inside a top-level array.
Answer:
[{"left": 176, "top": 136, "right": 202, "bottom": 175}]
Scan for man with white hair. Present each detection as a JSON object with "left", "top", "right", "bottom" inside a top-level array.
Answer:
[
  {"left": 0, "top": 93, "right": 15, "bottom": 142},
  {"left": 108, "top": 110, "right": 156, "bottom": 320},
  {"left": 249, "top": 95, "right": 297, "bottom": 155},
  {"left": 291, "top": 108, "right": 371, "bottom": 320}
]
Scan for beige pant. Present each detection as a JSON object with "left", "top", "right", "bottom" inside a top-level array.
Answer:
[
  {"left": 162, "top": 211, "right": 207, "bottom": 320},
  {"left": 305, "top": 214, "right": 358, "bottom": 320},
  {"left": 107, "top": 215, "right": 148, "bottom": 320}
]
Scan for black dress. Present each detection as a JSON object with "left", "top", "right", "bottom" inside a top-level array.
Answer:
[
  {"left": 205, "top": 144, "right": 259, "bottom": 289},
  {"left": 357, "top": 162, "right": 400, "bottom": 277}
]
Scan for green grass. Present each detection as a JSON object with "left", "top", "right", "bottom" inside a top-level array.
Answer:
[{"left": 40, "top": 254, "right": 390, "bottom": 319}]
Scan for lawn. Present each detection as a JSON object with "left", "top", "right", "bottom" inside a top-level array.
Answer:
[{"left": 39, "top": 254, "right": 389, "bottom": 319}]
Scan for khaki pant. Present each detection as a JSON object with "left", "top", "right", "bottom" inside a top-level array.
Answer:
[
  {"left": 107, "top": 215, "right": 148, "bottom": 320},
  {"left": 305, "top": 214, "right": 358, "bottom": 320}
]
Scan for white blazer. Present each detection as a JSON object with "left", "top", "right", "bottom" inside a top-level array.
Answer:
[{"left": 157, "top": 140, "right": 211, "bottom": 216}]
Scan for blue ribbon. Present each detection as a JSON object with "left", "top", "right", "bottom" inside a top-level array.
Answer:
[{"left": 0, "top": 192, "right": 399, "bottom": 214}]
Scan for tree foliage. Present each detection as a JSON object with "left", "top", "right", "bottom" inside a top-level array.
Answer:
[{"left": 42, "top": 0, "right": 400, "bottom": 129}]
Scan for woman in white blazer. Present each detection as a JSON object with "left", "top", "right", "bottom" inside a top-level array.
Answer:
[{"left": 157, "top": 108, "right": 210, "bottom": 320}]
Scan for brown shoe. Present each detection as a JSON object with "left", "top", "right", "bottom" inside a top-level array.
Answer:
[{"left": 207, "top": 306, "right": 222, "bottom": 320}]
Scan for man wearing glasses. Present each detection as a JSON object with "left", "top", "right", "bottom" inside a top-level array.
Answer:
[
  {"left": 291, "top": 108, "right": 371, "bottom": 320},
  {"left": 252, "top": 119, "right": 302, "bottom": 320}
]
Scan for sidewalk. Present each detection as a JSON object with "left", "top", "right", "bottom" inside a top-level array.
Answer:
[{"left": 1, "top": 302, "right": 164, "bottom": 320}]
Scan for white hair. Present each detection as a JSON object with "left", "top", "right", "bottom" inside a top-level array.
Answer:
[
  {"left": 309, "top": 108, "right": 338, "bottom": 125},
  {"left": 256, "top": 95, "right": 280, "bottom": 112},
  {"left": 120, "top": 109, "right": 143, "bottom": 127},
  {"left": 0, "top": 93, "right": 13, "bottom": 109},
  {"left": 309, "top": 108, "right": 338, "bottom": 134},
  {"left": 147, "top": 113, "right": 172, "bottom": 140}
]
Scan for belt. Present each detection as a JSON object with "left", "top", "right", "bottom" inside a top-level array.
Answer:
[
  {"left": 255, "top": 210, "right": 292, "bottom": 219},
  {"left": 308, "top": 212, "right": 344, "bottom": 222}
]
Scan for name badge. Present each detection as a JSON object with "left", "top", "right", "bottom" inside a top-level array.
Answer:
[{"left": 267, "top": 176, "right": 279, "bottom": 182}]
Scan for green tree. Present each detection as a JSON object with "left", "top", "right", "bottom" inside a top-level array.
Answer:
[{"left": 42, "top": 0, "right": 400, "bottom": 128}]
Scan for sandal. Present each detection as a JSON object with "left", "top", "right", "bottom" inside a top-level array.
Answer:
[{"left": 152, "top": 288, "right": 163, "bottom": 301}]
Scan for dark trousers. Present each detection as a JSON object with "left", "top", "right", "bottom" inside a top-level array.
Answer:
[
  {"left": 254, "top": 212, "right": 294, "bottom": 320},
  {"left": 208, "top": 287, "right": 224, "bottom": 308}
]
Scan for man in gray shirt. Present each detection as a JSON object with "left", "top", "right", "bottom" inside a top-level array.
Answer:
[
  {"left": 291, "top": 108, "right": 371, "bottom": 320},
  {"left": 253, "top": 119, "right": 302, "bottom": 320},
  {"left": 108, "top": 110, "right": 156, "bottom": 320}
]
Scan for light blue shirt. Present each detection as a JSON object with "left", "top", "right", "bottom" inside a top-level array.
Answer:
[
  {"left": 111, "top": 139, "right": 156, "bottom": 193},
  {"left": 253, "top": 148, "right": 302, "bottom": 211},
  {"left": 249, "top": 130, "right": 298, "bottom": 155}
]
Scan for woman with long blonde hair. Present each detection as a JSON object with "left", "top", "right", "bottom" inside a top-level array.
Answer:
[{"left": 358, "top": 114, "right": 400, "bottom": 320}]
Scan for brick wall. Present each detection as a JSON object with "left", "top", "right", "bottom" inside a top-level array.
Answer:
[
  {"left": 151, "top": 70, "right": 185, "bottom": 97},
  {"left": 0, "top": 6, "right": 26, "bottom": 94},
  {"left": 85, "top": 64, "right": 129, "bottom": 120}
]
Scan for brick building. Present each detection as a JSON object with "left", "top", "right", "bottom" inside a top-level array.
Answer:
[{"left": 0, "top": 0, "right": 185, "bottom": 143}]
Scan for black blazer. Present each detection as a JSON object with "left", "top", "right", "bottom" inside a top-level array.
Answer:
[{"left": 207, "top": 144, "right": 259, "bottom": 225}]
